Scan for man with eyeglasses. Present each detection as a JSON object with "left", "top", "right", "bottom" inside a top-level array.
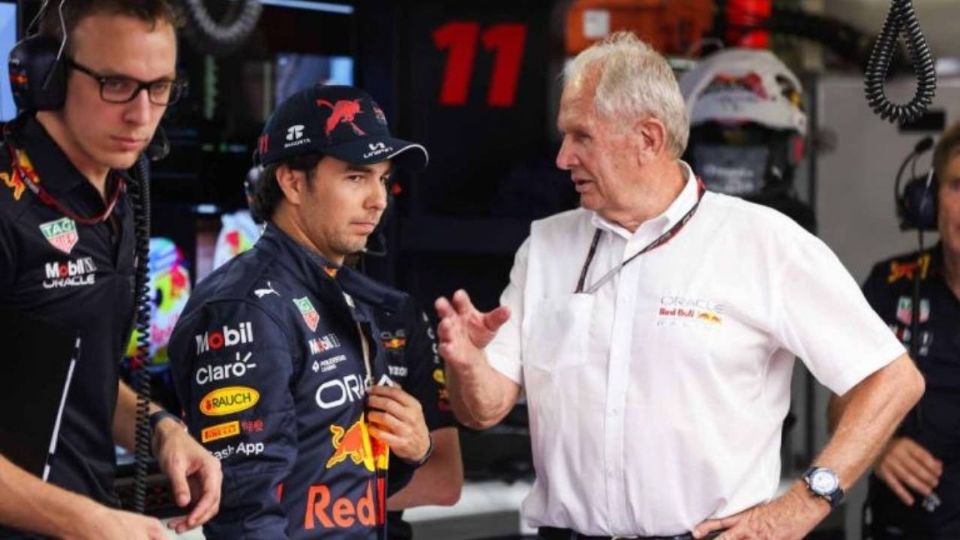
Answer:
[
  {"left": 65, "top": 57, "right": 186, "bottom": 109},
  {"left": 0, "top": 2, "right": 219, "bottom": 539}
]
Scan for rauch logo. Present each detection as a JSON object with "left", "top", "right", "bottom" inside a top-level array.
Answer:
[{"left": 200, "top": 386, "right": 260, "bottom": 416}]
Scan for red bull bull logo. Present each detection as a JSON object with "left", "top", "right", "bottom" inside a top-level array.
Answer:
[
  {"left": 703, "top": 72, "right": 768, "bottom": 99},
  {"left": 381, "top": 336, "right": 407, "bottom": 351},
  {"left": 9, "top": 72, "right": 27, "bottom": 86},
  {"left": 888, "top": 255, "right": 930, "bottom": 283},
  {"left": 325, "top": 413, "right": 389, "bottom": 472},
  {"left": 316, "top": 99, "right": 367, "bottom": 136},
  {"left": 0, "top": 169, "right": 25, "bottom": 201},
  {"left": 696, "top": 310, "right": 723, "bottom": 324},
  {"left": 303, "top": 478, "right": 386, "bottom": 530}
]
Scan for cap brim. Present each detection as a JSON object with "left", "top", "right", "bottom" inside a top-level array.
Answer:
[{"left": 324, "top": 137, "right": 429, "bottom": 172}]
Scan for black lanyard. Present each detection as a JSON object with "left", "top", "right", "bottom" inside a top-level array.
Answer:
[{"left": 575, "top": 180, "right": 706, "bottom": 294}]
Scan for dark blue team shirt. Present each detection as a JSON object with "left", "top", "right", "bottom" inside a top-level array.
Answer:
[
  {"left": 0, "top": 117, "right": 135, "bottom": 516},
  {"left": 863, "top": 245, "right": 960, "bottom": 534},
  {"left": 170, "top": 224, "right": 420, "bottom": 539}
]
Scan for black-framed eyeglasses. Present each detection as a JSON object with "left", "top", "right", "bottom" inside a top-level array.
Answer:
[{"left": 65, "top": 58, "right": 187, "bottom": 106}]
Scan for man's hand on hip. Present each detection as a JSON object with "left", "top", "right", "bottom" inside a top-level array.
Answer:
[
  {"left": 693, "top": 483, "right": 829, "bottom": 540},
  {"left": 434, "top": 289, "right": 510, "bottom": 370}
]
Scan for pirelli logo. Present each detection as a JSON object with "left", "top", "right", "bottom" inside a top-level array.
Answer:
[{"left": 201, "top": 421, "right": 240, "bottom": 443}]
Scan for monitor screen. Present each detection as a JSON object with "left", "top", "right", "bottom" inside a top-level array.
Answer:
[
  {"left": 275, "top": 53, "right": 353, "bottom": 105},
  {"left": 0, "top": 1, "right": 18, "bottom": 121}
]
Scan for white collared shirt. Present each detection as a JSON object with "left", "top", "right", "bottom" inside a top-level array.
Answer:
[{"left": 486, "top": 163, "right": 904, "bottom": 536}]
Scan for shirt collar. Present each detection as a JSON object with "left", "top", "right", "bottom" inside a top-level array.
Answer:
[
  {"left": 257, "top": 223, "right": 341, "bottom": 284},
  {"left": 17, "top": 115, "right": 90, "bottom": 198},
  {"left": 255, "top": 223, "right": 404, "bottom": 313},
  {"left": 590, "top": 161, "right": 699, "bottom": 240},
  {"left": 14, "top": 115, "right": 131, "bottom": 218}
]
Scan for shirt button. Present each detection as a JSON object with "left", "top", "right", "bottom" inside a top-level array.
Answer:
[{"left": 609, "top": 408, "right": 619, "bottom": 415}]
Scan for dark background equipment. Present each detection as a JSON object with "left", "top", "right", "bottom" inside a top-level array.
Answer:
[{"left": 863, "top": 0, "right": 936, "bottom": 124}]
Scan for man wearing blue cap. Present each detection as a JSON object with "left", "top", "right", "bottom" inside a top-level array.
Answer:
[{"left": 169, "top": 85, "right": 434, "bottom": 539}]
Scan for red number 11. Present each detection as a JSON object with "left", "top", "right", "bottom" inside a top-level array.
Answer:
[{"left": 433, "top": 21, "right": 527, "bottom": 108}]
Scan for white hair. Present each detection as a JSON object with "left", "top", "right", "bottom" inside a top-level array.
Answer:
[{"left": 563, "top": 32, "right": 689, "bottom": 157}]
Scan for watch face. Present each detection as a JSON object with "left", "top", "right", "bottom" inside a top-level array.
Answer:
[{"left": 810, "top": 470, "right": 839, "bottom": 494}]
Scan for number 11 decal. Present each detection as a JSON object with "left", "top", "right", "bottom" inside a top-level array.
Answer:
[{"left": 433, "top": 22, "right": 527, "bottom": 108}]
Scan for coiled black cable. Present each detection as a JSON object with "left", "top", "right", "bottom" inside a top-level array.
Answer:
[
  {"left": 129, "top": 154, "right": 153, "bottom": 513},
  {"left": 178, "top": 0, "right": 263, "bottom": 56},
  {"left": 864, "top": 0, "right": 936, "bottom": 124}
]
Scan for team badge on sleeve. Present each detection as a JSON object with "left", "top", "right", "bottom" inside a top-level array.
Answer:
[{"left": 294, "top": 297, "right": 320, "bottom": 332}]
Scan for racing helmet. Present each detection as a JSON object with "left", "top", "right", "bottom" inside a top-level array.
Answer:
[{"left": 679, "top": 48, "right": 807, "bottom": 198}]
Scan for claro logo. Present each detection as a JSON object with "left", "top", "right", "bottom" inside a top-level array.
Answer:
[
  {"left": 195, "top": 352, "right": 257, "bottom": 386},
  {"left": 200, "top": 386, "right": 260, "bottom": 416}
]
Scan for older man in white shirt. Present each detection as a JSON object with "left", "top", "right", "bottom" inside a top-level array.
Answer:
[{"left": 435, "top": 32, "right": 924, "bottom": 540}]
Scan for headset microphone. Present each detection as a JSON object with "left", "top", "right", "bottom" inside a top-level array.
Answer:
[
  {"left": 914, "top": 136, "right": 934, "bottom": 154},
  {"left": 145, "top": 127, "right": 170, "bottom": 162}
]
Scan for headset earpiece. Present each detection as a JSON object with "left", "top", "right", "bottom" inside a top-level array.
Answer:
[
  {"left": 898, "top": 172, "right": 938, "bottom": 231},
  {"left": 8, "top": 34, "right": 67, "bottom": 112}
]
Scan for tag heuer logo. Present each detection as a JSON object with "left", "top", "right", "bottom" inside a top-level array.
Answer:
[
  {"left": 39, "top": 218, "right": 78, "bottom": 254},
  {"left": 293, "top": 296, "right": 320, "bottom": 332}
]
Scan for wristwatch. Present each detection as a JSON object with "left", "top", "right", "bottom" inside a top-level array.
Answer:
[
  {"left": 802, "top": 466, "right": 844, "bottom": 509},
  {"left": 149, "top": 410, "right": 183, "bottom": 433}
]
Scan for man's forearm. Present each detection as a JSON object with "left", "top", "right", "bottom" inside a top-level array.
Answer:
[
  {"left": 387, "top": 428, "right": 463, "bottom": 510},
  {"left": 0, "top": 454, "right": 101, "bottom": 537},
  {"left": 446, "top": 355, "right": 519, "bottom": 429},
  {"left": 697, "top": 355, "right": 924, "bottom": 538},
  {"left": 813, "top": 354, "right": 923, "bottom": 491},
  {"left": 113, "top": 381, "right": 166, "bottom": 452},
  {"left": 826, "top": 392, "right": 852, "bottom": 434}
]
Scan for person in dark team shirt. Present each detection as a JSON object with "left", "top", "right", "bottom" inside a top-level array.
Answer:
[
  {"left": 169, "top": 85, "right": 435, "bottom": 539},
  {"left": 0, "top": 1, "right": 221, "bottom": 539},
  {"left": 211, "top": 166, "right": 464, "bottom": 538},
  {"left": 831, "top": 123, "right": 960, "bottom": 539}
]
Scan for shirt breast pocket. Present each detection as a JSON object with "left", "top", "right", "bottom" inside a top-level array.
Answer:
[{"left": 523, "top": 293, "right": 594, "bottom": 371}]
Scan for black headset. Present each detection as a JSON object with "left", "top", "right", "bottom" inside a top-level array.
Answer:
[
  {"left": 8, "top": 1, "right": 69, "bottom": 112},
  {"left": 895, "top": 137, "right": 938, "bottom": 231},
  {"left": 9, "top": 35, "right": 67, "bottom": 112}
]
